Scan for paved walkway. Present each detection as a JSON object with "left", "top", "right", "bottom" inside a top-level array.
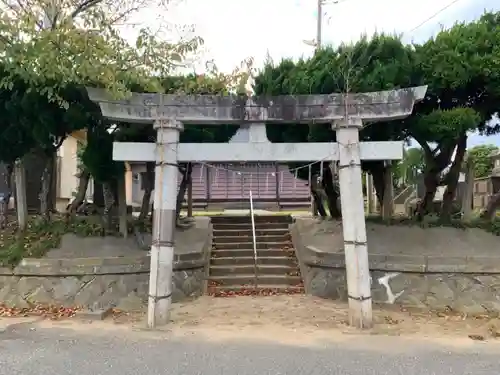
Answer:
[{"left": 0, "top": 321, "right": 498, "bottom": 375}]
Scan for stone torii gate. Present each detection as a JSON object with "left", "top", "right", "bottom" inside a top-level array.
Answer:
[{"left": 87, "top": 86, "right": 427, "bottom": 329}]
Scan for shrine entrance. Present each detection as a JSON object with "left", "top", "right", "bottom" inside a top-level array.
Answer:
[{"left": 87, "top": 87, "right": 427, "bottom": 329}]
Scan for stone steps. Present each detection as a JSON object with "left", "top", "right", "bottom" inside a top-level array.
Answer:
[
  {"left": 209, "top": 285, "right": 304, "bottom": 296},
  {"left": 208, "top": 215, "right": 303, "bottom": 296},
  {"left": 213, "top": 235, "right": 289, "bottom": 244},
  {"left": 211, "top": 215, "right": 294, "bottom": 224},
  {"left": 211, "top": 256, "right": 297, "bottom": 266},
  {"left": 213, "top": 228, "right": 289, "bottom": 237},
  {"left": 212, "top": 248, "right": 294, "bottom": 258},
  {"left": 212, "top": 223, "right": 290, "bottom": 231},
  {"left": 212, "top": 242, "right": 293, "bottom": 250},
  {"left": 209, "top": 274, "right": 302, "bottom": 286},
  {"left": 210, "top": 264, "right": 299, "bottom": 276}
]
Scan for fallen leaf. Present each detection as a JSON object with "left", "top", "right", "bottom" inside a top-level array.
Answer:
[{"left": 468, "top": 334, "right": 485, "bottom": 341}]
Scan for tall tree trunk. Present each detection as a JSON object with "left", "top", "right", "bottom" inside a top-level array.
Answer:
[
  {"left": 381, "top": 162, "right": 394, "bottom": 220},
  {"left": 482, "top": 192, "right": 500, "bottom": 221},
  {"left": 102, "top": 182, "right": 115, "bottom": 231},
  {"left": 461, "top": 158, "right": 474, "bottom": 222},
  {"left": 175, "top": 163, "right": 192, "bottom": 222},
  {"left": 93, "top": 182, "right": 105, "bottom": 208},
  {"left": 138, "top": 162, "right": 154, "bottom": 223},
  {"left": 117, "top": 173, "right": 127, "bottom": 238},
  {"left": 413, "top": 140, "right": 456, "bottom": 220},
  {"left": 39, "top": 152, "right": 55, "bottom": 221},
  {"left": 369, "top": 163, "right": 387, "bottom": 211},
  {"left": 310, "top": 174, "right": 327, "bottom": 218},
  {"left": 67, "top": 170, "right": 91, "bottom": 215},
  {"left": 417, "top": 169, "right": 440, "bottom": 218},
  {"left": 441, "top": 135, "right": 467, "bottom": 221},
  {"left": 5, "top": 162, "right": 13, "bottom": 192},
  {"left": 0, "top": 163, "right": 12, "bottom": 229},
  {"left": 322, "top": 166, "right": 341, "bottom": 218},
  {"left": 417, "top": 151, "right": 451, "bottom": 219},
  {"left": 14, "top": 159, "right": 28, "bottom": 231}
]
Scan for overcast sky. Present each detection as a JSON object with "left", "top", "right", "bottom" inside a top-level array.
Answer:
[
  {"left": 123, "top": 0, "right": 500, "bottom": 146},
  {"left": 156, "top": 0, "right": 499, "bottom": 72}
]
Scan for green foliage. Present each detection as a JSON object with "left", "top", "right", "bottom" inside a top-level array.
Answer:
[
  {"left": 468, "top": 144, "right": 499, "bottom": 178},
  {"left": 253, "top": 12, "right": 500, "bottom": 192},
  {"left": 82, "top": 124, "right": 124, "bottom": 183},
  {"left": 116, "top": 74, "right": 240, "bottom": 145},
  {"left": 0, "top": 0, "right": 203, "bottom": 99},
  {"left": 0, "top": 62, "right": 106, "bottom": 167},
  {"left": 411, "top": 108, "right": 481, "bottom": 157},
  {"left": 396, "top": 147, "right": 425, "bottom": 184},
  {"left": 163, "top": 74, "right": 239, "bottom": 144},
  {"left": 0, "top": 215, "right": 106, "bottom": 267},
  {"left": 83, "top": 74, "right": 240, "bottom": 184},
  {"left": 254, "top": 34, "right": 418, "bottom": 179},
  {"left": 415, "top": 12, "right": 500, "bottom": 123}
]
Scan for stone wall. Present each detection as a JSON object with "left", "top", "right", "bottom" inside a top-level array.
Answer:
[
  {"left": 0, "top": 250, "right": 210, "bottom": 311},
  {"left": 291, "top": 223, "right": 500, "bottom": 315}
]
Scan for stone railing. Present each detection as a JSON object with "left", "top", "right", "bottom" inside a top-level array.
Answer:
[
  {"left": 291, "top": 223, "right": 500, "bottom": 315},
  {"left": 0, "top": 246, "right": 210, "bottom": 311}
]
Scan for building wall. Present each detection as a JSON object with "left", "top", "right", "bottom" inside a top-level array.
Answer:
[
  {"left": 55, "top": 136, "right": 96, "bottom": 211},
  {"left": 129, "top": 162, "right": 311, "bottom": 210},
  {"left": 473, "top": 177, "right": 494, "bottom": 210},
  {"left": 57, "top": 137, "right": 80, "bottom": 201}
]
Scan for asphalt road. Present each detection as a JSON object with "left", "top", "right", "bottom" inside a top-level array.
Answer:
[{"left": 0, "top": 323, "right": 499, "bottom": 375}]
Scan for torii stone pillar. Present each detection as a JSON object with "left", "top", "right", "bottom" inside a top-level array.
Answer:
[
  {"left": 86, "top": 86, "right": 427, "bottom": 329},
  {"left": 148, "top": 119, "right": 183, "bottom": 327},
  {"left": 334, "top": 117, "right": 372, "bottom": 326}
]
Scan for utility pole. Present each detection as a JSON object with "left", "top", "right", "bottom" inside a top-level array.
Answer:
[
  {"left": 305, "top": 0, "right": 339, "bottom": 49},
  {"left": 316, "top": 0, "right": 323, "bottom": 49}
]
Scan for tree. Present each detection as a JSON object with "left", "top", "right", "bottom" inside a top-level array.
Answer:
[
  {"left": 254, "top": 34, "right": 417, "bottom": 210},
  {"left": 0, "top": 67, "right": 97, "bottom": 221},
  {"left": 410, "top": 108, "right": 481, "bottom": 219},
  {"left": 468, "top": 144, "right": 499, "bottom": 178},
  {"left": 253, "top": 12, "right": 500, "bottom": 222},
  {"left": 409, "top": 12, "right": 500, "bottom": 219},
  {"left": 0, "top": 0, "right": 205, "bottom": 225},
  {"left": 0, "top": 0, "right": 202, "bottom": 97},
  {"left": 83, "top": 69, "right": 248, "bottom": 229},
  {"left": 396, "top": 147, "right": 425, "bottom": 185},
  {"left": 0, "top": 68, "right": 37, "bottom": 229}
]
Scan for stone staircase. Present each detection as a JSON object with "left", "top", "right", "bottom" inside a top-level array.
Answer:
[{"left": 208, "top": 215, "right": 304, "bottom": 296}]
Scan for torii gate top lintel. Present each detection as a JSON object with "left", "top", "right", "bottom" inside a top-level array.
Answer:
[{"left": 86, "top": 86, "right": 427, "bottom": 125}]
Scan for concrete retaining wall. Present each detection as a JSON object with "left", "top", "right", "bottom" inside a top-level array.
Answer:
[
  {"left": 0, "top": 250, "right": 210, "bottom": 311},
  {"left": 291, "top": 223, "right": 500, "bottom": 315}
]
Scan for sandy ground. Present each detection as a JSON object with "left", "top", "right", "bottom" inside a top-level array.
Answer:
[{"left": 15, "top": 295, "right": 500, "bottom": 349}]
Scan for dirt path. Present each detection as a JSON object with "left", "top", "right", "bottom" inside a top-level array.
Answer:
[
  {"left": 168, "top": 295, "right": 500, "bottom": 338},
  {"left": 21, "top": 295, "right": 500, "bottom": 348}
]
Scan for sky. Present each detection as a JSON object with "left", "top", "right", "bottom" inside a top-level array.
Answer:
[{"left": 122, "top": 0, "right": 500, "bottom": 147}]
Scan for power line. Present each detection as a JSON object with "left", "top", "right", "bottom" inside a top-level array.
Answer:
[
  {"left": 343, "top": 0, "right": 464, "bottom": 91},
  {"left": 405, "top": 0, "right": 463, "bottom": 35}
]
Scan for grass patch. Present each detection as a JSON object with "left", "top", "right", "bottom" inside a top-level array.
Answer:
[
  {"left": 365, "top": 214, "right": 500, "bottom": 236},
  {"left": 0, "top": 215, "right": 106, "bottom": 267}
]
